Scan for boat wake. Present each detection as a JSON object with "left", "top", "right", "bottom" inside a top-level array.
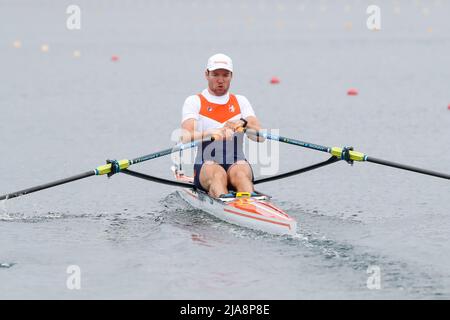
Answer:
[
  {"left": 163, "top": 193, "right": 448, "bottom": 298},
  {"left": 0, "top": 199, "right": 8, "bottom": 220},
  {"left": 0, "top": 211, "right": 83, "bottom": 223},
  {"left": 158, "top": 193, "right": 220, "bottom": 229},
  {"left": 0, "top": 197, "right": 73, "bottom": 222},
  {"left": 280, "top": 203, "right": 449, "bottom": 299}
]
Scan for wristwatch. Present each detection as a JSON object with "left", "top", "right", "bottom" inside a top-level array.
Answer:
[{"left": 240, "top": 118, "right": 248, "bottom": 128}]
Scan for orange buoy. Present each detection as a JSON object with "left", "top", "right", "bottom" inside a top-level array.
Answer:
[
  {"left": 111, "top": 55, "right": 119, "bottom": 62},
  {"left": 13, "top": 40, "right": 22, "bottom": 48},
  {"left": 347, "top": 88, "right": 358, "bottom": 96},
  {"left": 447, "top": 104, "right": 450, "bottom": 110},
  {"left": 270, "top": 76, "right": 280, "bottom": 84}
]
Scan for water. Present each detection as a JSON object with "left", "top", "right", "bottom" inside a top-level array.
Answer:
[{"left": 1, "top": 0, "right": 450, "bottom": 299}]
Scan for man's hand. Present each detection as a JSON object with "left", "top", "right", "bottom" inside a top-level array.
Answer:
[
  {"left": 208, "top": 127, "right": 234, "bottom": 141},
  {"left": 224, "top": 119, "right": 246, "bottom": 132}
]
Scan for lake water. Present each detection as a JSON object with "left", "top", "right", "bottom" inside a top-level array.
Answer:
[{"left": 1, "top": 0, "right": 450, "bottom": 299}]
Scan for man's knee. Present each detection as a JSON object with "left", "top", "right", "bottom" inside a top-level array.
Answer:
[
  {"left": 212, "top": 170, "right": 228, "bottom": 182},
  {"left": 229, "top": 168, "right": 251, "bottom": 184},
  {"left": 202, "top": 165, "right": 227, "bottom": 184}
]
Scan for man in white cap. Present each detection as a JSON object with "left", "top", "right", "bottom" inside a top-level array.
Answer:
[{"left": 180, "top": 53, "right": 262, "bottom": 198}]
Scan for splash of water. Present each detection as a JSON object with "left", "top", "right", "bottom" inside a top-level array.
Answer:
[{"left": 0, "top": 199, "right": 11, "bottom": 220}]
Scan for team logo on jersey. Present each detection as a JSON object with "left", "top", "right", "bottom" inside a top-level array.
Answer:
[
  {"left": 229, "top": 105, "right": 235, "bottom": 113},
  {"left": 207, "top": 106, "right": 213, "bottom": 112}
]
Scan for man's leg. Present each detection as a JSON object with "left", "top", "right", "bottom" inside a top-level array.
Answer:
[
  {"left": 199, "top": 161, "right": 228, "bottom": 198},
  {"left": 227, "top": 160, "right": 254, "bottom": 193}
]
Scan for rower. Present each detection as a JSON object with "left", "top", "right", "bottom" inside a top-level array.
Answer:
[{"left": 180, "top": 53, "right": 264, "bottom": 198}]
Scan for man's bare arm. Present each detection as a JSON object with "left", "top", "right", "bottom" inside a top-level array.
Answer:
[
  {"left": 180, "top": 119, "right": 202, "bottom": 143},
  {"left": 180, "top": 119, "right": 232, "bottom": 143},
  {"left": 244, "top": 116, "right": 265, "bottom": 142}
]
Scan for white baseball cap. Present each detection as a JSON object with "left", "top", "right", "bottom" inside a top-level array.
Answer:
[{"left": 206, "top": 53, "right": 233, "bottom": 72}]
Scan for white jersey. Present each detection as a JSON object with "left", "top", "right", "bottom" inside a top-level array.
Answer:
[{"left": 181, "top": 89, "right": 255, "bottom": 131}]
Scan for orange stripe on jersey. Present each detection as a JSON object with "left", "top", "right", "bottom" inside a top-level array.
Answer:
[{"left": 198, "top": 93, "right": 241, "bottom": 123}]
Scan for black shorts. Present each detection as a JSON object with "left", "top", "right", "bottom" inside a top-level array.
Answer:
[{"left": 193, "top": 160, "right": 254, "bottom": 192}]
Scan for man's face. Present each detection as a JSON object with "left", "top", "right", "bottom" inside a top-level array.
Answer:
[{"left": 205, "top": 69, "right": 232, "bottom": 96}]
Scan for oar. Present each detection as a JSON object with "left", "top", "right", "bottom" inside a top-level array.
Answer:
[
  {"left": 245, "top": 129, "right": 450, "bottom": 180},
  {"left": 0, "top": 137, "right": 213, "bottom": 201}
]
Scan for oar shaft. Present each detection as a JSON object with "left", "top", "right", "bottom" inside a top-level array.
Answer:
[
  {"left": 245, "top": 129, "right": 450, "bottom": 181},
  {"left": 0, "top": 171, "right": 95, "bottom": 201},
  {"left": 93, "top": 139, "right": 212, "bottom": 175},
  {"left": 245, "top": 129, "right": 330, "bottom": 153},
  {"left": 130, "top": 139, "right": 209, "bottom": 165},
  {"left": 1, "top": 137, "right": 212, "bottom": 201},
  {"left": 366, "top": 157, "right": 450, "bottom": 180}
]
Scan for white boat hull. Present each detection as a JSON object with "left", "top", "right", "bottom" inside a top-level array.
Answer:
[{"left": 176, "top": 187, "right": 297, "bottom": 236}]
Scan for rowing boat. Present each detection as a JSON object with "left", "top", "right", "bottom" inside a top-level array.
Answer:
[
  {"left": 1, "top": 129, "right": 448, "bottom": 237},
  {"left": 172, "top": 166, "right": 297, "bottom": 236}
]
